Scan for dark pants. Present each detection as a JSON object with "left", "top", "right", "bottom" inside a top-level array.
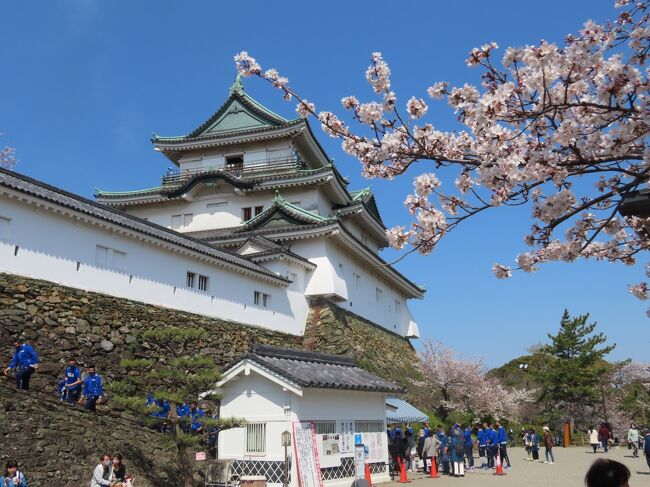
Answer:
[
  {"left": 592, "top": 444, "right": 598, "bottom": 453},
  {"left": 487, "top": 445, "right": 496, "bottom": 468},
  {"left": 66, "top": 388, "right": 81, "bottom": 404},
  {"left": 646, "top": 454, "right": 650, "bottom": 469},
  {"left": 421, "top": 454, "right": 428, "bottom": 473},
  {"left": 532, "top": 449, "right": 539, "bottom": 460},
  {"left": 464, "top": 446, "right": 474, "bottom": 467},
  {"left": 85, "top": 395, "right": 99, "bottom": 411},
  {"left": 601, "top": 440, "right": 608, "bottom": 452},
  {"left": 499, "top": 443, "right": 510, "bottom": 467},
  {"left": 15, "top": 366, "right": 34, "bottom": 390}
]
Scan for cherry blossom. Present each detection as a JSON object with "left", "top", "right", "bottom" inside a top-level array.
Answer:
[
  {"left": 0, "top": 133, "right": 15, "bottom": 169},
  {"left": 233, "top": 1, "right": 650, "bottom": 315}
]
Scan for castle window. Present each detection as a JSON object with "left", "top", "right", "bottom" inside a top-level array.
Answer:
[
  {"left": 0, "top": 216, "right": 10, "bottom": 241},
  {"left": 183, "top": 213, "right": 193, "bottom": 227},
  {"left": 226, "top": 155, "right": 244, "bottom": 171},
  {"left": 355, "top": 421, "right": 384, "bottom": 433},
  {"left": 254, "top": 206, "right": 264, "bottom": 216},
  {"left": 353, "top": 273, "right": 361, "bottom": 290},
  {"left": 95, "top": 245, "right": 126, "bottom": 271},
  {"left": 375, "top": 287, "right": 383, "bottom": 303},
  {"left": 186, "top": 272, "right": 196, "bottom": 288},
  {"left": 314, "top": 421, "right": 336, "bottom": 434},
  {"left": 254, "top": 291, "right": 270, "bottom": 307},
  {"left": 242, "top": 207, "right": 252, "bottom": 222},
  {"left": 207, "top": 202, "right": 228, "bottom": 213},
  {"left": 171, "top": 214, "right": 182, "bottom": 230},
  {"left": 198, "top": 275, "right": 209, "bottom": 291}
]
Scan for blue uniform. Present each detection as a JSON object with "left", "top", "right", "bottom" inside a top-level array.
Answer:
[
  {"left": 8, "top": 343, "right": 39, "bottom": 390},
  {"left": 82, "top": 373, "right": 103, "bottom": 411},
  {"left": 177, "top": 403, "right": 190, "bottom": 417},
  {"left": 464, "top": 427, "right": 474, "bottom": 468},
  {"left": 497, "top": 426, "right": 511, "bottom": 467},
  {"left": 498, "top": 426, "right": 507, "bottom": 444},
  {"left": 486, "top": 428, "right": 498, "bottom": 468},
  {"left": 190, "top": 407, "right": 205, "bottom": 432},
  {"left": 62, "top": 365, "right": 82, "bottom": 403}
]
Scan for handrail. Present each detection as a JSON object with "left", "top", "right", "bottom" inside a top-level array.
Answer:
[{"left": 162, "top": 157, "right": 304, "bottom": 185}]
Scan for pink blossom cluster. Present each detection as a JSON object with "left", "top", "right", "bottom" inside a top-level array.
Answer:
[
  {"left": 413, "top": 340, "right": 529, "bottom": 421},
  {"left": 0, "top": 133, "right": 15, "bottom": 169},
  {"left": 234, "top": 1, "right": 650, "bottom": 315}
]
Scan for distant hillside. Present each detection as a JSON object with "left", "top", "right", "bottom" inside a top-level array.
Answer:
[{"left": 487, "top": 353, "right": 548, "bottom": 389}]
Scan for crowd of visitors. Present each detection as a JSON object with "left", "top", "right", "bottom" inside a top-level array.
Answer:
[{"left": 388, "top": 420, "right": 519, "bottom": 478}]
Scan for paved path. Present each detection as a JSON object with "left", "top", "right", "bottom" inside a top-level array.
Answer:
[{"left": 382, "top": 447, "right": 650, "bottom": 487}]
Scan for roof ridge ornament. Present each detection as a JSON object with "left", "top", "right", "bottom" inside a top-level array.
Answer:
[{"left": 230, "top": 73, "right": 244, "bottom": 94}]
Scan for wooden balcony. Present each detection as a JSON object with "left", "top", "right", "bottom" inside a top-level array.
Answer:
[{"left": 161, "top": 156, "right": 304, "bottom": 187}]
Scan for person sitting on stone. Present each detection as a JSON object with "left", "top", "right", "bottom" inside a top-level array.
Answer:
[
  {"left": 90, "top": 454, "right": 115, "bottom": 487},
  {"left": 111, "top": 454, "right": 130, "bottom": 486},
  {"left": 3, "top": 337, "right": 39, "bottom": 391},
  {"left": 81, "top": 365, "right": 104, "bottom": 411},
  {"left": 0, "top": 460, "right": 27, "bottom": 487},
  {"left": 62, "top": 357, "right": 83, "bottom": 404}
]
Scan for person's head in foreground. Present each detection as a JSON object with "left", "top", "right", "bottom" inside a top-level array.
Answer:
[{"left": 585, "top": 459, "right": 630, "bottom": 487}]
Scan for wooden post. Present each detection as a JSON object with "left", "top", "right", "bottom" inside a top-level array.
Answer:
[{"left": 563, "top": 422, "right": 571, "bottom": 448}]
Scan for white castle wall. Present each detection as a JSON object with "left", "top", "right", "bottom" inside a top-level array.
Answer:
[{"left": 0, "top": 193, "right": 309, "bottom": 335}]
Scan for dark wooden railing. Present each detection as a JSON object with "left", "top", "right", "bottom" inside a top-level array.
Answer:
[{"left": 161, "top": 156, "right": 304, "bottom": 186}]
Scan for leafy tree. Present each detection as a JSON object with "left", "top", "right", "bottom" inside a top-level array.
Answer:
[
  {"left": 110, "top": 326, "right": 244, "bottom": 487},
  {"left": 233, "top": 2, "right": 650, "bottom": 314},
  {"left": 533, "top": 310, "right": 616, "bottom": 427}
]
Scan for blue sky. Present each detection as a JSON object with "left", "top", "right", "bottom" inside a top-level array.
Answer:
[{"left": 1, "top": 0, "right": 646, "bottom": 368}]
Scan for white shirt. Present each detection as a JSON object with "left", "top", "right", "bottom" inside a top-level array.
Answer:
[{"left": 90, "top": 463, "right": 113, "bottom": 487}]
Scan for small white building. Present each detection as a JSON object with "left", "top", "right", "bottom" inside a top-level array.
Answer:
[{"left": 215, "top": 345, "right": 404, "bottom": 487}]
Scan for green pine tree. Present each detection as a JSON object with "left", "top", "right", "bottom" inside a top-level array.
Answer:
[
  {"left": 533, "top": 310, "right": 615, "bottom": 427},
  {"left": 109, "top": 326, "right": 244, "bottom": 487}
]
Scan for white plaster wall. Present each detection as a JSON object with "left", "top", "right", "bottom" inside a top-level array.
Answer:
[
  {"left": 124, "top": 186, "right": 323, "bottom": 233},
  {"left": 218, "top": 373, "right": 389, "bottom": 487},
  {"left": 0, "top": 194, "right": 309, "bottom": 335},
  {"left": 178, "top": 141, "right": 293, "bottom": 172},
  {"left": 293, "top": 239, "right": 414, "bottom": 336}
]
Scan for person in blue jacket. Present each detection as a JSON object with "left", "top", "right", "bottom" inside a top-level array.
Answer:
[
  {"left": 478, "top": 423, "right": 488, "bottom": 468},
  {"left": 643, "top": 428, "right": 650, "bottom": 469},
  {"left": 496, "top": 421, "right": 511, "bottom": 468},
  {"left": 437, "top": 426, "right": 450, "bottom": 474},
  {"left": 189, "top": 402, "right": 206, "bottom": 434},
  {"left": 485, "top": 424, "right": 498, "bottom": 469},
  {"left": 81, "top": 365, "right": 104, "bottom": 411},
  {"left": 62, "top": 357, "right": 83, "bottom": 404},
  {"left": 3, "top": 339, "right": 39, "bottom": 390},
  {"left": 177, "top": 402, "right": 191, "bottom": 432},
  {"left": 464, "top": 425, "right": 474, "bottom": 469},
  {"left": 0, "top": 460, "right": 28, "bottom": 487}
]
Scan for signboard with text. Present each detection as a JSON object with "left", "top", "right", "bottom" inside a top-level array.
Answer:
[{"left": 292, "top": 421, "right": 323, "bottom": 487}]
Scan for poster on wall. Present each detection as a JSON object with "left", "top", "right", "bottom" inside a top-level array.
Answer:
[
  {"left": 361, "top": 432, "right": 385, "bottom": 463},
  {"left": 292, "top": 421, "right": 323, "bottom": 487},
  {"left": 316, "top": 433, "right": 342, "bottom": 468},
  {"left": 339, "top": 421, "right": 354, "bottom": 455}
]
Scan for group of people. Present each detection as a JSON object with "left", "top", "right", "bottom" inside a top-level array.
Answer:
[
  {"left": 2, "top": 340, "right": 107, "bottom": 412},
  {"left": 522, "top": 426, "right": 556, "bottom": 463},
  {"left": 387, "top": 420, "right": 522, "bottom": 478},
  {"left": 90, "top": 453, "right": 133, "bottom": 487}
]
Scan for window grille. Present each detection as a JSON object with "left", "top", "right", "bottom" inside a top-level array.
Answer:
[
  {"left": 198, "top": 275, "right": 209, "bottom": 291},
  {"left": 242, "top": 207, "right": 252, "bottom": 222},
  {"left": 314, "top": 421, "right": 336, "bottom": 434},
  {"left": 262, "top": 293, "right": 270, "bottom": 307},
  {"left": 95, "top": 245, "right": 126, "bottom": 271},
  {"left": 254, "top": 206, "right": 264, "bottom": 216},
  {"left": 0, "top": 216, "right": 9, "bottom": 241},
  {"left": 183, "top": 213, "right": 193, "bottom": 226},
  {"left": 376, "top": 288, "right": 383, "bottom": 303},
  {"left": 246, "top": 422, "right": 266, "bottom": 454},
  {"left": 254, "top": 291, "right": 261, "bottom": 305},
  {"left": 186, "top": 272, "right": 196, "bottom": 288},
  {"left": 355, "top": 421, "right": 384, "bottom": 433}
]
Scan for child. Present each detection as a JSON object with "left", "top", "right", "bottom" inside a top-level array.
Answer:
[{"left": 441, "top": 446, "right": 451, "bottom": 475}]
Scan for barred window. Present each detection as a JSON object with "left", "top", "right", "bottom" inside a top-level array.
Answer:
[
  {"left": 355, "top": 421, "right": 384, "bottom": 433},
  {"left": 314, "top": 421, "right": 336, "bottom": 434},
  {"left": 186, "top": 272, "right": 196, "bottom": 288},
  {"left": 246, "top": 422, "right": 266, "bottom": 454},
  {"left": 198, "top": 275, "right": 209, "bottom": 291}
]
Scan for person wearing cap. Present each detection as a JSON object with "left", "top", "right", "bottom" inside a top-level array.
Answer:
[
  {"left": 3, "top": 339, "right": 39, "bottom": 390},
  {"left": 542, "top": 426, "right": 555, "bottom": 464}
]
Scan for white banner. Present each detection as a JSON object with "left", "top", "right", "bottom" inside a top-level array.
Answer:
[
  {"left": 292, "top": 421, "right": 323, "bottom": 487},
  {"left": 339, "top": 420, "right": 354, "bottom": 455}
]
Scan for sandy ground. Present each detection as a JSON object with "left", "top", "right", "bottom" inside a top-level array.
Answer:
[{"left": 381, "top": 446, "right": 650, "bottom": 487}]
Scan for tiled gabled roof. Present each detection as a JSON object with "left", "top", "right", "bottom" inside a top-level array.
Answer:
[
  {"left": 245, "top": 345, "right": 405, "bottom": 393},
  {"left": 0, "top": 168, "right": 289, "bottom": 285}
]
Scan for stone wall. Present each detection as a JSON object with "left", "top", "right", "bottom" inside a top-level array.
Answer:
[{"left": 0, "top": 273, "right": 419, "bottom": 485}]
